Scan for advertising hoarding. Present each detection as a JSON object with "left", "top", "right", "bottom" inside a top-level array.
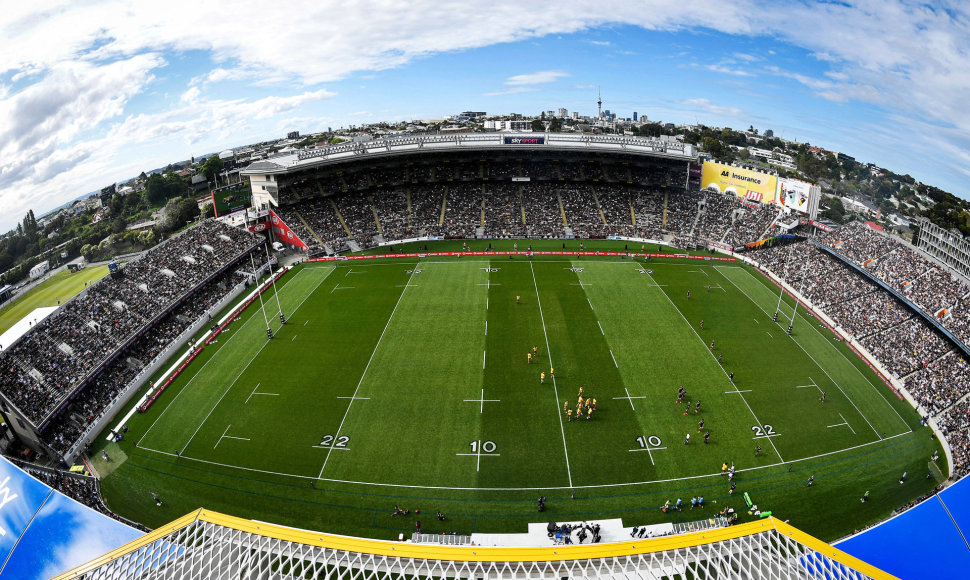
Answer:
[{"left": 701, "top": 161, "right": 777, "bottom": 204}]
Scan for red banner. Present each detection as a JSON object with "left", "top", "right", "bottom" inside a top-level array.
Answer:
[
  {"left": 308, "top": 251, "right": 737, "bottom": 262},
  {"left": 269, "top": 210, "right": 308, "bottom": 249},
  {"left": 139, "top": 267, "right": 291, "bottom": 413},
  {"left": 249, "top": 222, "right": 268, "bottom": 233},
  {"left": 139, "top": 345, "right": 204, "bottom": 412}
]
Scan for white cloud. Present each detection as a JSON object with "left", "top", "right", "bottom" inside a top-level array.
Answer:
[
  {"left": 703, "top": 64, "right": 755, "bottom": 77},
  {"left": 676, "top": 98, "right": 745, "bottom": 119},
  {"left": 1, "top": 0, "right": 970, "bottom": 230},
  {"left": 484, "top": 87, "right": 540, "bottom": 97},
  {"left": 505, "top": 70, "right": 570, "bottom": 86}
]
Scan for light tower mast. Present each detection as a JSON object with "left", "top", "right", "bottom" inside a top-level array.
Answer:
[{"left": 597, "top": 87, "right": 602, "bottom": 118}]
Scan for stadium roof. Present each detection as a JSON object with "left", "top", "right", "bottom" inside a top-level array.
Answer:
[
  {"left": 241, "top": 133, "right": 698, "bottom": 177},
  {"left": 0, "top": 306, "right": 58, "bottom": 351}
]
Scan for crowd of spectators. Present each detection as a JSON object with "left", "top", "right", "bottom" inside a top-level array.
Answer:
[
  {"left": 749, "top": 237, "right": 970, "bottom": 479},
  {"left": 0, "top": 221, "right": 258, "bottom": 427},
  {"left": 42, "top": 255, "right": 267, "bottom": 456},
  {"left": 819, "top": 221, "right": 970, "bottom": 343}
]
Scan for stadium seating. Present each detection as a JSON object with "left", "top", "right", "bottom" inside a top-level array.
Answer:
[{"left": 0, "top": 220, "right": 261, "bottom": 455}]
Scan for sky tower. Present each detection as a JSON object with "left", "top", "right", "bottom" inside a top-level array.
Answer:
[{"left": 597, "top": 87, "right": 602, "bottom": 118}]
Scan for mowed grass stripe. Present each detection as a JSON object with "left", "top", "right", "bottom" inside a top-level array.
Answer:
[
  {"left": 479, "top": 262, "right": 571, "bottom": 488},
  {"left": 577, "top": 261, "right": 784, "bottom": 479},
  {"left": 137, "top": 266, "right": 335, "bottom": 453},
  {"left": 318, "top": 262, "right": 489, "bottom": 486},
  {"left": 179, "top": 264, "right": 417, "bottom": 477},
  {"left": 525, "top": 261, "right": 629, "bottom": 487},
  {"left": 715, "top": 264, "right": 910, "bottom": 438},
  {"left": 648, "top": 263, "right": 870, "bottom": 463}
]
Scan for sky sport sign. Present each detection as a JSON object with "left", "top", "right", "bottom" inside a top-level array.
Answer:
[{"left": 504, "top": 137, "right": 544, "bottom": 145}]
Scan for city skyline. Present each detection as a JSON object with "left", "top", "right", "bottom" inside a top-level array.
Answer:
[{"left": 1, "top": 1, "right": 969, "bottom": 233}]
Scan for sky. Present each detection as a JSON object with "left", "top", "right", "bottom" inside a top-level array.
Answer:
[{"left": 1, "top": 1, "right": 969, "bottom": 234}]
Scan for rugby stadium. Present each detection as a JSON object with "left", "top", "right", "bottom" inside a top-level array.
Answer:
[{"left": 1, "top": 132, "right": 968, "bottom": 578}]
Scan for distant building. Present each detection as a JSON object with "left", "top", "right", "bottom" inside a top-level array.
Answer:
[
  {"left": 764, "top": 129, "right": 774, "bottom": 138},
  {"left": 483, "top": 120, "right": 533, "bottom": 131},
  {"left": 287, "top": 131, "right": 300, "bottom": 139},
  {"left": 557, "top": 108, "right": 568, "bottom": 118},
  {"left": 633, "top": 112, "right": 638, "bottom": 121}
]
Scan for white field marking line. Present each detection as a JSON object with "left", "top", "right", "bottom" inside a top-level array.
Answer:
[
  {"left": 304, "top": 320, "right": 308, "bottom": 326},
  {"left": 808, "top": 376, "right": 823, "bottom": 394},
  {"left": 346, "top": 271, "right": 368, "bottom": 274},
  {"left": 332, "top": 286, "right": 355, "bottom": 291},
  {"left": 455, "top": 452, "right": 501, "bottom": 472},
  {"left": 345, "top": 269, "right": 351, "bottom": 277},
  {"left": 629, "top": 446, "right": 667, "bottom": 466},
  {"left": 244, "top": 383, "right": 261, "bottom": 404},
  {"left": 733, "top": 265, "right": 910, "bottom": 432},
  {"left": 753, "top": 433, "right": 783, "bottom": 440},
  {"left": 587, "top": 297, "right": 594, "bottom": 310},
  {"left": 336, "top": 396, "right": 370, "bottom": 400},
  {"left": 794, "top": 384, "right": 818, "bottom": 389},
  {"left": 136, "top": 431, "right": 909, "bottom": 491},
  {"left": 137, "top": 267, "right": 331, "bottom": 447},
  {"left": 213, "top": 424, "right": 231, "bottom": 450},
  {"left": 476, "top": 280, "right": 500, "bottom": 287},
  {"left": 641, "top": 267, "right": 785, "bottom": 463},
  {"left": 718, "top": 266, "right": 889, "bottom": 439},
  {"left": 179, "top": 267, "right": 336, "bottom": 455},
  {"left": 570, "top": 282, "right": 593, "bottom": 287},
  {"left": 711, "top": 284, "right": 726, "bottom": 292},
  {"left": 181, "top": 327, "right": 276, "bottom": 455},
  {"left": 754, "top": 318, "right": 760, "bottom": 324},
  {"left": 725, "top": 389, "right": 753, "bottom": 394},
  {"left": 597, "top": 321, "right": 605, "bottom": 335},
  {"left": 223, "top": 435, "right": 250, "bottom": 441},
  {"left": 291, "top": 335, "right": 296, "bottom": 342},
  {"left": 613, "top": 387, "right": 645, "bottom": 411},
  {"left": 483, "top": 350, "right": 486, "bottom": 369},
  {"left": 765, "top": 331, "right": 774, "bottom": 338},
  {"left": 464, "top": 389, "right": 500, "bottom": 414},
  {"left": 609, "top": 349, "right": 619, "bottom": 368},
  {"left": 486, "top": 297, "right": 488, "bottom": 310},
  {"left": 312, "top": 446, "right": 352, "bottom": 450},
  {"left": 317, "top": 267, "right": 419, "bottom": 480},
  {"left": 841, "top": 412, "right": 856, "bottom": 435},
  {"left": 484, "top": 321, "right": 487, "bottom": 336},
  {"left": 394, "top": 284, "right": 420, "bottom": 288},
  {"left": 530, "top": 261, "right": 574, "bottom": 488}
]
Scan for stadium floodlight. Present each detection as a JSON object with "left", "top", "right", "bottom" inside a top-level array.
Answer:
[{"left": 52, "top": 509, "right": 898, "bottom": 580}]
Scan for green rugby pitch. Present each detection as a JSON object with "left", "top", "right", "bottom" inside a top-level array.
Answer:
[{"left": 97, "top": 241, "right": 944, "bottom": 542}]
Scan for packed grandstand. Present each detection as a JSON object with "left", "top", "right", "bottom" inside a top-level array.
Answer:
[
  {"left": 1, "top": 145, "right": 968, "bottom": 574},
  {"left": 0, "top": 219, "right": 265, "bottom": 461}
]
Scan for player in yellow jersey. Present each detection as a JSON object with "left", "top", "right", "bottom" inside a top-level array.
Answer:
[
  {"left": 533, "top": 346, "right": 538, "bottom": 355},
  {"left": 591, "top": 398, "right": 597, "bottom": 410},
  {"left": 586, "top": 407, "right": 593, "bottom": 420},
  {"left": 567, "top": 409, "right": 573, "bottom": 422},
  {"left": 540, "top": 372, "right": 545, "bottom": 384},
  {"left": 528, "top": 352, "right": 532, "bottom": 364},
  {"left": 516, "top": 295, "right": 520, "bottom": 304},
  {"left": 550, "top": 366, "right": 554, "bottom": 377},
  {"left": 577, "top": 395, "right": 584, "bottom": 406},
  {"left": 564, "top": 400, "right": 569, "bottom": 412},
  {"left": 577, "top": 402, "right": 584, "bottom": 414},
  {"left": 578, "top": 386, "right": 584, "bottom": 398}
]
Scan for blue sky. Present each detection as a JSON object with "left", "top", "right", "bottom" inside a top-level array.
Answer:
[{"left": 1, "top": 1, "right": 969, "bottom": 234}]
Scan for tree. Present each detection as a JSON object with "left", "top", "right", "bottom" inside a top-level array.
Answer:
[
  {"left": 200, "top": 155, "right": 224, "bottom": 182},
  {"left": 157, "top": 197, "right": 201, "bottom": 234},
  {"left": 548, "top": 117, "right": 562, "bottom": 132},
  {"left": 531, "top": 119, "right": 545, "bottom": 132},
  {"left": 201, "top": 202, "right": 214, "bottom": 219}
]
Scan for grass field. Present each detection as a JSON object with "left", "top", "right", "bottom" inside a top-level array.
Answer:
[
  {"left": 0, "top": 266, "right": 109, "bottom": 335},
  {"left": 97, "top": 240, "right": 945, "bottom": 542}
]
